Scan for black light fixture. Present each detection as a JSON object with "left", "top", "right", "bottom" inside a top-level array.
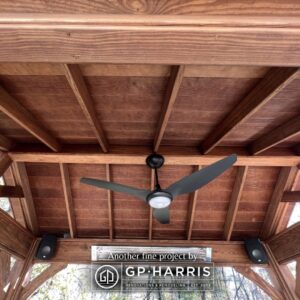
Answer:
[
  {"left": 244, "top": 238, "right": 268, "bottom": 264},
  {"left": 36, "top": 234, "right": 57, "bottom": 260}
]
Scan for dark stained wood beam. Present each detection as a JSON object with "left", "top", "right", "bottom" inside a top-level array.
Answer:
[
  {"left": 20, "top": 263, "right": 67, "bottom": 300},
  {"left": 235, "top": 266, "right": 284, "bottom": 300},
  {"left": 0, "top": 152, "right": 11, "bottom": 176},
  {"left": 0, "top": 208, "right": 34, "bottom": 259},
  {"left": 1, "top": 15, "right": 300, "bottom": 66},
  {"left": 267, "top": 221, "right": 300, "bottom": 264},
  {"left": 8, "top": 146, "right": 300, "bottom": 167},
  {"left": 106, "top": 164, "right": 114, "bottom": 240},
  {"left": 201, "top": 68, "right": 299, "bottom": 154},
  {"left": 260, "top": 167, "right": 298, "bottom": 240},
  {"left": 0, "top": 133, "right": 13, "bottom": 151},
  {"left": 12, "top": 162, "right": 39, "bottom": 236},
  {"left": 37, "top": 239, "right": 260, "bottom": 266},
  {"left": 224, "top": 166, "right": 248, "bottom": 241},
  {"left": 64, "top": 64, "right": 108, "bottom": 152},
  {"left": 154, "top": 65, "right": 185, "bottom": 151},
  {"left": 282, "top": 191, "right": 300, "bottom": 202},
  {"left": 0, "top": 185, "right": 23, "bottom": 198},
  {"left": 60, "top": 163, "right": 77, "bottom": 238},
  {"left": 251, "top": 115, "right": 300, "bottom": 155},
  {"left": 0, "top": 86, "right": 60, "bottom": 152}
]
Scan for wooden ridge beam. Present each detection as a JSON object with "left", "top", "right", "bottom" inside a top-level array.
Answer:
[
  {"left": 0, "top": 185, "right": 23, "bottom": 198},
  {"left": 251, "top": 114, "right": 300, "bottom": 155},
  {"left": 0, "top": 134, "right": 13, "bottom": 151},
  {"left": 0, "top": 152, "right": 11, "bottom": 176},
  {"left": 260, "top": 167, "right": 298, "bottom": 240},
  {"left": 154, "top": 65, "right": 185, "bottom": 151},
  {"left": 0, "top": 86, "right": 60, "bottom": 152},
  {"left": 106, "top": 164, "right": 114, "bottom": 240},
  {"left": 282, "top": 191, "right": 300, "bottom": 202},
  {"left": 60, "top": 163, "right": 77, "bottom": 238},
  {"left": 224, "top": 166, "right": 248, "bottom": 241},
  {"left": 64, "top": 64, "right": 108, "bottom": 152},
  {"left": 235, "top": 266, "right": 284, "bottom": 300},
  {"left": 0, "top": 209, "right": 33, "bottom": 259},
  {"left": 201, "top": 68, "right": 299, "bottom": 154}
]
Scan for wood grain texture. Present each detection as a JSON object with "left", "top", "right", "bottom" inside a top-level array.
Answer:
[
  {"left": 63, "top": 64, "right": 108, "bottom": 152},
  {"left": 201, "top": 68, "right": 299, "bottom": 153},
  {"left": 0, "top": 133, "right": 13, "bottom": 151},
  {"left": 296, "top": 258, "right": 300, "bottom": 298},
  {"left": 106, "top": 164, "right": 114, "bottom": 240},
  {"left": 282, "top": 191, "right": 300, "bottom": 202},
  {"left": 223, "top": 166, "right": 248, "bottom": 241},
  {"left": 0, "top": 86, "right": 60, "bottom": 151},
  {"left": 0, "top": 185, "right": 23, "bottom": 198},
  {"left": 0, "top": 152, "right": 11, "bottom": 176},
  {"left": 154, "top": 65, "right": 184, "bottom": 151},
  {"left": 251, "top": 114, "right": 300, "bottom": 154},
  {"left": 60, "top": 163, "right": 77, "bottom": 238},
  {"left": 0, "top": 208, "right": 33, "bottom": 258},
  {"left": 235, "top": 266, "right": 283, "bottom": 300},
  {"left": 260, "top": 167, "right": 298, "bottom": 240},
  {"left": 0, "top": 249, "right": 10, "bottom": 298}
]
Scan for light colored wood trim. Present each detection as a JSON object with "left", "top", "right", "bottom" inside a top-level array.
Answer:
[
  {"left": 0, "top": 185, "right": 23, "bottom": 198},
  {"left": 260, "top": 167, "right": 298, "bottom": 240},
  {"left": 0, "top": 134, "right": 13, "bottom": 151},
  {"left": 186, "top": 166, "right": 201, "bottom": 240},
  {"left": 264, "top": 243, "right": 298, "bottom": 300},
  {"left": 235, "top": 266, "right": 284, "bottom": 300},
  {"left": 282, "top": 191, "right": 300, "bottom": 202},
  {"left": 224, "top": 166, "right": 248, "bottom": 241},
  {"left": 20, "top": 263, "right": 67, "bottom": 300},
  {"left": 12, "top": 162, "right": 39, "bottom": 236},
  {"left": 148, "top": 169, "right": 155, "bottom": 240},
  {"left": 201, "top": 68, "right": 299, "bottom": 154},
  {"left": 63, "top": 64, "right": 108, "bottom": 152},
  {"left": 60, "top": 163, "right": 77, "bottom": 238},
  {"left": 0, "top": 152, "right": 11, "bottom": 176},
  {"left": 8, "top": 146, "right": 300, "bottom": 167},
  {"left": 105, "top": 164, "right": 113, "bottom": 240},
  {"left": 251, "top": 115, "right": 300, "bottom": 155},
  {"left": 0, "top": 209, "right": 33, "bottom": 259},
  {"left": 296, "top": 258, "right": 300, "bottom": 298},
  {"left": 267, "top": 221, "right": 300, "bottom": 264},
  {"left": 154, "top": 65, "right": 185, "bottom": 151},
  {"left": 0, "top": 86, "right": 60, "bottom": 152}
]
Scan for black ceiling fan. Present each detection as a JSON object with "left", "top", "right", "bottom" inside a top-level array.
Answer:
[{"left": 80, "top": 153, "right": 237, "bottom": 224}]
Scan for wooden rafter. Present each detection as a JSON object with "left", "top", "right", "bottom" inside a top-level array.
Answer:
[
  {"left": 0, "top": 185, "right": 23, "bottom": 198},
  {"left": 224, "top": 166, "right": 248, "bottom": 241},
  {"left": 5, "top": 259, "right": 23, "bottom": 300},
  {"left": 251, "top": 114, "right": 300, "bottom": 154},
  {"left": 260, "top": 167, "right": 298, "bottom": 240},
  {"left": 201, "top": 67, "right": 299, "bottom": 154},
  {"left": 0, "top": 250, "right": 10, "bottom": 299},
  {"left": 12, "top": 162, "right": 39, "bottom": 236},
  {"left": 64, "top": 64, "right": 108, "bottom": 152},
  {"left": 106, "top": 164, "right": 114, "bottom": 240},
  {"left": 0, "top": 152, "right": 11, "bottom": 176},
  {"left": 60, "top": 163, "right": 77, "bottom": 238},
  {"left": 235, "top": 266, "right": 284, "bottom": 300},
  {"left": 20, "top": 263, "right": 67, "bottom": 300},
  {"left": 0, "top": 86, "right": 60, "bottom": 152},
  {"left": 148, "top": 169, "right": 155, "bottom": 240},
  {"left": 154, "top": 65, "right": 185, "bottom": 151},
  {"left": 0, "top": 133, "right": 13, "bottom": 151},
  {"left": 282, "top": 191, "right": 300, "bottom": 202},
  {"left": 186, "top": 165, "right": 201, "bottom": 240},
  {"left": 8, "top": 146, "right": 300, "bottom": 167},
  {"left": 296, "top": 258, "right": 300, "bottom": 298}
]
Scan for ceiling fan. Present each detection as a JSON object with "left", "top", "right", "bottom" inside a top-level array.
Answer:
[{"left": 80, "top": 153, "right": 237, "bottom": 224}]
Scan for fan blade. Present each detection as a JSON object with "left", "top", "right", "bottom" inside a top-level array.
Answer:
[
  {"left": 80, "top": 178, "right": 150, "bottom": 201},
  {"left": 166, "top": 154, "right": 237, "bottom": 197},
  {"left": 153, "top": 207, "right": 170, "bottom": 224}
]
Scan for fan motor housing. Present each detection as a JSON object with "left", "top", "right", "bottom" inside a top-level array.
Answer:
[{"left": 146, "top": 153, "right": 165, "bottom": 169}]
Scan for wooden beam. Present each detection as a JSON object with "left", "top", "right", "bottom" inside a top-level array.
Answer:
[
  {"left": 0, "top": 152, "right": 11, "bottom": 176},
  {"left": 251, "top": 115, "right": 300, "bottom": 155},
  {"left": 0, "top": 209, "right": 34, "bottom": 259},
  {"left": 0, "top": 250, "right": 10, "bottom": 299},
  {"left": 260, "top": 167, "right": 298, "bottom": 240},
  {"left": 63, "top": 64, "right": 108, "bottom": 152},
  {"left": 186, "top": 166, "right": 201, "bottom": 240},
  {"left": 59, "top": 164, "right": 77, "bottom": 238},
  {"left": 37, "top": 239, "right": 259, "bottom": 266},
  {"left": 105, "top": 164, "right": 113, "bottom": 240},
  {"left": 235, "top": 266, "right": 284, "bottom": 300},
  {"left": 4, "top": 259, "right": 23, "bottom": 300},
  {"left": 224, "top": 166, "right": 248, "bottom": 241},
  {"left": 12, "top": 162, "right": 39, "bottom": 236},
  {"left": 1, "top": 15, "right": 300, "bottom": 66},
  {"left": 0, "top": 134, "right": 13, "bottom": 151},
  {"left": 296, "top": 258, "right": 300, "bottom": 298},
  {"left": 20, "top": 263, "right": 66, "bottom": 300},
  {"left": 0, "top": 86, "right": 60, "bottom": 151},
  {"left": 8, "top": 146, "right": 300, "bottom": 167},
  {"left": 267, "top": 221, "right": 300, "bottom": 264},
  {"left": 154, "top": 65, "right": 185, "bottom": 151},
  {"left": 264, "top": 243, "right": 298, "bottom": 300},
  {"left": 148, "top": 169, "right": 155, "bottom": 240},
  {"left": 201, "top": 68, "right": 299, "bottom": 154},
  {"left": 282, "top": 191, "right": 300, "bottom": 202},
  {"left": 0, "top": 185, "right": 23, "bottom": 198}
]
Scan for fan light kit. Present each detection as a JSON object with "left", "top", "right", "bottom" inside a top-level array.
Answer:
[{"left": 81, "top": 153, "right": 237, "bottom": 224}]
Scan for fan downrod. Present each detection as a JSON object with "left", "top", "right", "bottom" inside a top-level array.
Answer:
[{"left": 146, "top": 153, "right": 165, "bottom": 169}]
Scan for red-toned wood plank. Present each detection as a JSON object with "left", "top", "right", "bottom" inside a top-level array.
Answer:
[
  {"left": 0, "top": 152, "right": 11, "bottom": 176},
  {"left": 0, "top": 133, "right": 13, "bottom": 151},
  {"left": 281, "top": 191, "right": 300, "bottom": 202}
]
